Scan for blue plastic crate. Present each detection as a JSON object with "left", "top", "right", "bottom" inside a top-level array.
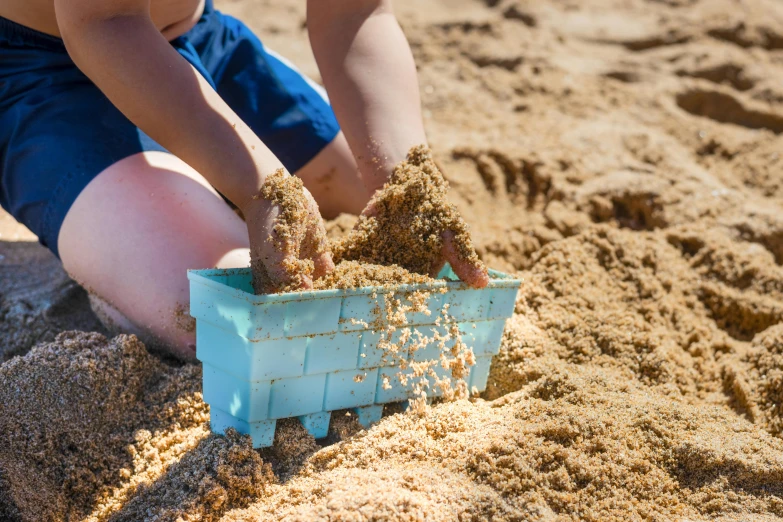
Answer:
[{"left": 189, "top": 264, "right": 521, "bottom": 447}]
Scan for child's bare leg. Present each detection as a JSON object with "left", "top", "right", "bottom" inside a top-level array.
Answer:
[
  {"left": 296, "top": 131, "right": 369, "bottom": 218},
  {"left": 86, "top": 293, "right": 189, "bottom": 354},
  {"left": 58, "top": 151, "right": 250, "bottom": 359},
  {"left": 87, "top": 294, "right": 144, "bottom": 340}
]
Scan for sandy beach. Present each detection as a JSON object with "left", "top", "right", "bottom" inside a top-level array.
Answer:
[{"left": 2, "top": 0, "right": 783, "bottom": 520}]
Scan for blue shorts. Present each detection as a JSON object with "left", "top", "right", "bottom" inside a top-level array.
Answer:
[{"left": 0, "top": 1, "right": 340, "bottom": 258}]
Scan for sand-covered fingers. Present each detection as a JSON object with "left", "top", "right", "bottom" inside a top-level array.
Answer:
[
  {"left": 248, "top": 170, "right": 333, "bottom": 294},
  {"left": 302, "top": 192, "right": 335, "bottom": 281},
  {"left": 247, "top": 194, "right": 312, "bottom": 294},
  {"left": 438, "top": 230, "right": 489, "bottom": 288}
]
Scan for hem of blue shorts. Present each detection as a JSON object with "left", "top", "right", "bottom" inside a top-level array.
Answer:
[
  {"left": 278, "top": 122, "right": 341, "bottom": 174},
  {"left": 40, "top": 169, "right": 78, "bottom": 259},
  {"left": 0, "top": 16, "right": 66, "bottom": 50},
  {"left": 40, "top": 141, "right": 169, "bottom": 260}
]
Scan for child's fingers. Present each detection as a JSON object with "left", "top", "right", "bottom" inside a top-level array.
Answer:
[
  {"left": 272, "top": 254, "right": 314, "bottom": 291},
  {"left": 303, "top": 216, "right": 334, "bottom": 281},
  {"left": 440, "top": 230, "right": 490, "bottom": 288},
  {"left": 261, "top": 227, "right": 314, "bottom": 292},
  {"left": 248, "top": 184, "right": 324, "bottom": 293},
  {"left": 301, "top": 192, "right": 335, "bottom": 281},
  {"left": 360, "top": 197, "right": 378, "bottom": 218},
  {"left": 281, "top": 258, "right": 313, "bottom": 290},
  {"left": 312, "top": 251, "right": 335, "bottom": 280},
  {"left": 429, "top": 256, "right": 447, "bottom": 279}
]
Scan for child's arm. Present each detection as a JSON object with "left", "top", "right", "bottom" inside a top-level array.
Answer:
[
  {"left": 308, "top": 0, "right": 489, "bottom": 287},
  {"left": 55, "top": 0, "right": 332, "bottom": 288},
  {"left": 307, "top": 0, "right": 426, "bottom": 194}
]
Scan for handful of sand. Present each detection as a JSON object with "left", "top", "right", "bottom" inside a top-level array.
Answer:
[
  {"left": 332, "top": 146, "right": 487, "bottom": 282},
  {"left": 245, "top": 150, "right": 484, "bottom": 409}
]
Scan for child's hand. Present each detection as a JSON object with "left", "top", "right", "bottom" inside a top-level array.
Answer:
[
  {"left": 360, "top": 198, "right": 489, "bottom": 289},
  {"left": 246, "top": 170, "right": 334, "bottom": 294},
  {"left": 335, "top": 146, "right": 489, "bottom": 289}
]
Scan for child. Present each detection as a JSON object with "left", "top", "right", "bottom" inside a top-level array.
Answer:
[{"left": 0, "top": 0, "right": 488, "bottom": 358}]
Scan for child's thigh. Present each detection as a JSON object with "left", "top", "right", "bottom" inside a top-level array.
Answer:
[{"left": 58, "top": 151, "right": 250, "bottom": 358}]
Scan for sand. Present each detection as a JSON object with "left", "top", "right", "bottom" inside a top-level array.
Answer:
[
  {"left": 332, "top": 145, "right": 486, "bottom": 278},
  {"left": 312, "top": 261, "right": 433, "bottom": 290},
  {"left": 312, "top": 257, "right": 470, "bottom": 410},
  {"left": 2, "top": 0, "right": 783, "bottom": 519}
]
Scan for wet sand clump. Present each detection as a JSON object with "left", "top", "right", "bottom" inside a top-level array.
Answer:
[
  {"left": 0, "top": 332, "right": 207, "bottom": 520},
  {"left": 0, "top": 332, "right": 275, "bottom": 522},
  {"left": 332, "top": 146, "right": 486, "bottom": 278}
]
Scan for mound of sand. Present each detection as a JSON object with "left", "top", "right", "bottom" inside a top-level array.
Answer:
[
  {"left": 228, "top": 364, "right": 783, "bottom": 521},
  {"left": 2, "top": 0, "right": 783, "bottom": 520}
]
